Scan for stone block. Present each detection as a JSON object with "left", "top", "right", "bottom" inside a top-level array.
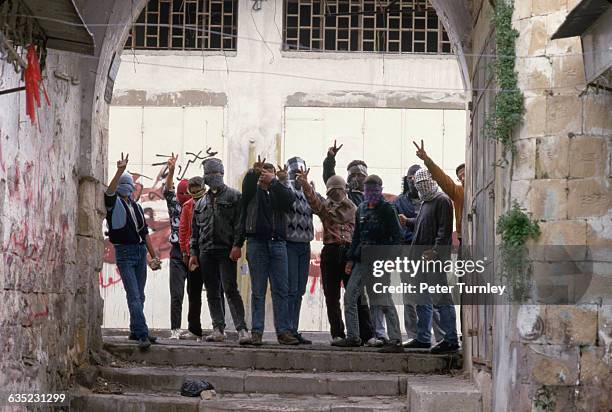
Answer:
[
  {"left": 545, "top": 305, "right": 598, "bottom": 345},
  {"left": 552, "top": 54, "right": 586, "bottom": 91},
  {"left": 513, "top": 138, "right": 537, "bottom": 180},
  {"left": 567, "top": 178, "right": 610, "bottom": 218},
  {"left": 583, "top": 92, "right": 612, "bottom": 136},
  {"left": 586, "top": 215, "right": 612, "bottom": 262},
  {"left": 569, "top": 136, "right": 606, "bottom": 178},
  {"left": 328, "top": 374, "right": 401, "bottom": 396},
  {"left": 546, "top": 12, "right": 583, "bottom": 54},
  {"left": 520, "top": 96, "right": 547, "bottom": 138},
  {"left": 513, "top": 0, "right": 532, "bottom": 20},
  {"left": 528, "top": 179, "right": 568, "bottom": 220},
  {"left": 531, "top": 0, "right": 566, "bottom": 16},
  {"left": 536, "top": 136, "right": 569, "bottom": 179},
  {"left": 510, "top": 179, "right": 532, "bottom": 209},
  {"left": 516, "top": 17, "right": 546, "bottom": 56},
  {"left": 244, "top": 372, "right": 328, "bottom": 395},
  {"left": 518, "top": 57, "right": 552, "bottom": 97},
  {"left": 580, "top": 346, "right": 610, "bottom": 384},
  {"left": 598, "top": 305, "right": 612, "bottom": 355},
  {"left": 517, "top": 343, "right": 579, "bottom": 385},
  {"left": 546, "top": 95, "right": 582, "bottom": 136}
]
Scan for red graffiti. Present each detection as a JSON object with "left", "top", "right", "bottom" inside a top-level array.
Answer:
[{"left": 99, "top": 268, "right": 123, "bottom": 289}]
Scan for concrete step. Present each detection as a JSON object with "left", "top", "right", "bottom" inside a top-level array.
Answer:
[
  {"left": 406, "top": 375, "right": 483, "bottom": 412},
  {"left": 103, "top": 337, "right": 460, "bottom": 374},
  {"left": 98, "top": 366, "right": 408, "bottom": 396},
  {"left": 71, "top": 392, "right": 409, "bottom": 412}
]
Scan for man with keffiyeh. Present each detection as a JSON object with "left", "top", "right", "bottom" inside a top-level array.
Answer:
[
  {"left": 104, "top": 153, "right": 161, "bottom": 350},
  {"left": 403, "top": 168, "right": 459, "bottom": 354}
]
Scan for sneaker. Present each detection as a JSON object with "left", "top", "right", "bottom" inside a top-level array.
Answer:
[
  {"left": 251, "top": 331, "right": 263, "bottom": 346},
  {"left": 277, "top": 331, "right": 300, "bottom": 345},
  {"left": 238, "top": 329, "right": 252, "bottom": 345},
  {"left": 295, "top": 333, "right": 312, "bottom": 345},
  {"left": 138, "top": 337, "right": 151, "bottom": 350},
  {"left": 378, "top": 343, "right": 404, "bottom": 353},
  {"left": 331, "top": 337, "right": 362, "bottom": 347},
  {"left": 205, "top": 328, "right": 225, "bottom": 342},
  {"left": 169, "top": 329, "right": 181, "bottom": 340},
  {"left": 403, "top": 339, "right": 431, "bottom": 349},
  {"left": 129, "top": 334, "right": 157, "bottom": 343},
  {"left": 430, "top": 340, "right": 459, "bottom": 354},
  {"left": 188, "top": 327, "right": 203, "bottom": 341},
  {"left": 330, "top": 337, "right": 345, "bottom": 345},
  {"left": 366, "top": 337, "right": 384, "bottom": 347}
]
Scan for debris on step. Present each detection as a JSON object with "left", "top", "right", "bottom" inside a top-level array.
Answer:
[{"left": 92, "top": 377, "right": 124, "bottom": 395}]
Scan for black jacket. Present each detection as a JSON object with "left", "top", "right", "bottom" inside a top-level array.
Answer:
[
  {"left": 241, "top": 169, "right": 296, "bottom": 241},
  {"left": 323, "top": 154, "right": 364, "bottom": 207},
  {"left": 104, "top": 192, "right": 149, "bottom": 245},
  {"left": 347, "top": 199, "right": 401, "bottom": 262},
  {"left": 411, "top": 191, "right": 453, "bottom": 259},
  {"left": 190, "top": 185, "right": 243, "bottom": 256},
  {"left": 393, "top": 193, "right": 421, "bottom": 244}
]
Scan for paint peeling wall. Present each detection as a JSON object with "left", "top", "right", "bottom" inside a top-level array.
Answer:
[{"left": 0, "top": 52, "right": 88, "bottom": 392}]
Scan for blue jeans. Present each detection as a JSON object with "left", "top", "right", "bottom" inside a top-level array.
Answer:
[
  {"left": 246, "top": 239, "right": 291, "bottom": 334},
  {"left": 370, "top": 305, "right": 389, "bottom": 340},
  {"left": 344, "top": 262, "right": 364, "bottom": 340},
  {"left": 115, "top": 244, "right": 149, "bottom": 340},
  {"left": 286, "top": 241, "right": 311, "bottom": 334}
]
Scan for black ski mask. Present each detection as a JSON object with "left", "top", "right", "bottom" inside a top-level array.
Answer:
[{"left": 403, "top": 164, "right": 421, "bottom": 199}]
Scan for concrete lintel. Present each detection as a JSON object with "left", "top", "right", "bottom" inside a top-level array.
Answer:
[
  {"left": 285, "top": 91, "right": 467, "bottom": 110},
  {"left": 111, "top": 89, "right": 228, "bottom": 107}
]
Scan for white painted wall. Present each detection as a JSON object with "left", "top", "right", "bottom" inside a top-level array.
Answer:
[{"left": 103, "top": 3, "right": 468, "bottom": 332}]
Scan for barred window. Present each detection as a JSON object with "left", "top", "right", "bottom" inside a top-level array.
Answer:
[
  {"left": 284, "top": 0, "right": 451, "bottom": 53},
  {"left": 125, "top": 0, "right": 238, "bottom": 50}
]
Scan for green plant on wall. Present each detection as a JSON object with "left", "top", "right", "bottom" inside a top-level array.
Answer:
[
  {"left": 496, "top": 201, "right": 540, "bottom": 302},
  {"left": 485, "top": 0, "right": 525, "bottom": 156}
]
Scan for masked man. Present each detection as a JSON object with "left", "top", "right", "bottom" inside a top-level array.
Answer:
[
  {"left": 404, "top": 169, "right": 459, "bottom": 354},
  {"left": 280, "top": 157, "right": 314, "bottom": 344},
  {"left": 322, "top": 141, "right": 378, "bottom": 346},
  {"left": 178, "top": 175, "right": 205, "bottom": 339},
  {"left": 241, "top": 157, "right": 297, "bottom": 346},
  {"left": 394, "top": 165, "right": 444, "bottom": 346},
  {"left": 337, "top": 175, "right": 403, "bottom": 353},
  {"left": 105, "top": 153, "right": 161, "bottom": 350},
  {"left": 297, "top": 170, "right": 356, "bottom": 344},
  {"left": 189, "top": 158, "right": 250, "bottom": 345}
]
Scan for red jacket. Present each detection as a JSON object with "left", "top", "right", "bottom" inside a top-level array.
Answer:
[{"left": 179, "top": 198, "right": 194, "bottom": 255}]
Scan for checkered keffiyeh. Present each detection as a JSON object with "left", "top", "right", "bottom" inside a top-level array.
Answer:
[{"left": 414, "top": 169, "right": 439, "bottom": 202}]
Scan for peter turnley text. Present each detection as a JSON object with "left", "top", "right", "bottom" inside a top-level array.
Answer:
[{"left": 372, "top": 282, "right": 507, "bottom": 296}]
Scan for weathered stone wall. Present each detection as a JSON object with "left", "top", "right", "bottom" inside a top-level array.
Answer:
[
  {"left": 0, "top": 0, "right": 147, "bottom": 394},
  {"left": 0, "top": 50, "right": 97, "bottom": 392},
  {"left": 484, "top": 0, "right": 611, "bottom": 410}
]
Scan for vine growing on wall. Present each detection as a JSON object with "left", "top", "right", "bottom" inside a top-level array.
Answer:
[
  {"left": 485, "top": 0, "right": 524, "bottom": 156},
  {"left": 496, "top": 201, "right": 540, "bottom": 302}
]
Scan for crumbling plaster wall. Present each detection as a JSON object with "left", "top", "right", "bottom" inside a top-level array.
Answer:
[{"left": 0, "top": 0, "right": 146, "bottom": 393}]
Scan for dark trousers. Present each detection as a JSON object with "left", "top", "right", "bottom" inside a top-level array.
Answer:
[
  {"left": 169, "top": 243, "right": 188, "bottom": 330},
  {"left": 200, "top": 248, "right": 247, "bottom": 332},
  {"left": 320, "top": 244, "right": 374, "bottom": 341}
]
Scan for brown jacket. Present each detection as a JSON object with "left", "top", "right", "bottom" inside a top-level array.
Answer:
[
  {"left": 424, "top": 157, "right": 464, "bottom": 236},
  {"left": 301, "top": 182, "right": 356, "bottom": 245}
]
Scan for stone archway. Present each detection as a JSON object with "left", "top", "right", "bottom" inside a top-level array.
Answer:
[{"left": 1, "top": 1, "right": 610, "bottom": 410}]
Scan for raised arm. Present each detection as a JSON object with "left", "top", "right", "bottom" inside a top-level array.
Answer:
[
  {"left": 107, "top": 152, "right": 129, "bottom": 194},
  {"left": 165, "top": 153, "right": 178, "bottom": 191},
  {"left": 323, "top": 140, "right": 343, "bottom": 184},
  {"left": 414, "top": 139, "right": 460, "bottom": 200}
]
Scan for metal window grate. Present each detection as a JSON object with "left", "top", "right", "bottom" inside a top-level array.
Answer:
[
  {"left": 125, "top": 0, "right": 238, "bottom": 51},
  {"left": 284, "top": 0, "right": 452, "bottom": 53}
]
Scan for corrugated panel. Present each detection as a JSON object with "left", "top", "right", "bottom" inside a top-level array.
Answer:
[{"left": 22, "top": 0, "right": 94, "bottom": 55}]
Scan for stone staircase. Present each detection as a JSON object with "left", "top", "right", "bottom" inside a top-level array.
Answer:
[{"left": 71, "top": 333, "right": 482, "bottom": 411}]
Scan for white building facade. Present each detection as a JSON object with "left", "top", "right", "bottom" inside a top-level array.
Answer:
[{"left": 103, "top": 0, "right": 468, "bottom": 331}]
